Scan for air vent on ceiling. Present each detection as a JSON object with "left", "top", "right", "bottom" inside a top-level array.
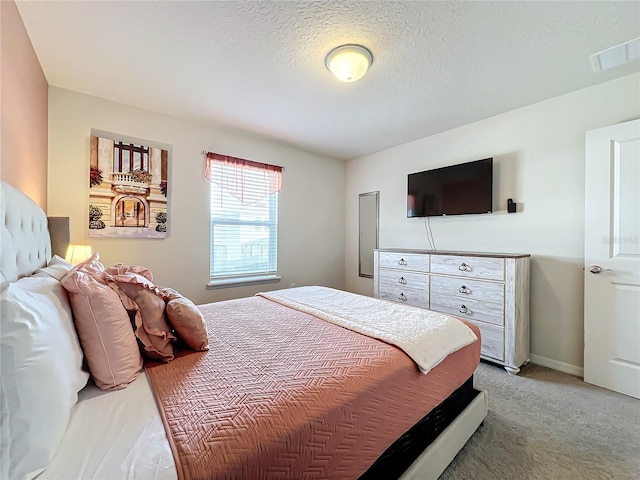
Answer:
[{"left": 590, "top": 37, "right": 640, "bottom": 72}]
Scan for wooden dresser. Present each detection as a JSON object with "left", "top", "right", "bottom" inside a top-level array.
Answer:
[{"left": 374, "top": 249, "right": 530, "bottom": 374}]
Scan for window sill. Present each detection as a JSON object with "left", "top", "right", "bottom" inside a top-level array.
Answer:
[{"left": 206, "top": 274, "right": 281, "bottom": 290}]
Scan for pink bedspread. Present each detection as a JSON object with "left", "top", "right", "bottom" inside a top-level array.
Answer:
[{"left": 145, "top": 296, "right": 480, "bottom": 480}]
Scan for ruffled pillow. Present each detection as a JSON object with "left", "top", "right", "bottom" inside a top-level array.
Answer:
[
  {"left": 105, "top": 264, "right": 176, "bottom": 362},
  {"left": 61, "top": 252, "right": 142, "bottom": 390},
  {"left": 158, "top": 287, "right": 209, "bottom": 351},
  {"left": 106, "top": 262, "right": 153, "bottom": 281}
]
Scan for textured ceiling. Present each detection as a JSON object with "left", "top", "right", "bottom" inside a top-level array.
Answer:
[{"left": 16, "top": 1, "right": 640, "bottom": 160}]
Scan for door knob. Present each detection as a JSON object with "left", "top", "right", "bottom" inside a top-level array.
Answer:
[{"left": 589, "top": 265, "right": 613, "bottom": 274}]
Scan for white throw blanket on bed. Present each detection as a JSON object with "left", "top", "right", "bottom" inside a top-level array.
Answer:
[{"left": 257, "top": 286, "right": 477, "bottom": 374}]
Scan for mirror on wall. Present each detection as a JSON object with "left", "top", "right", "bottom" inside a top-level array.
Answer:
[{"left": 359, "top": 191, "right": 379, "bottom": 278}]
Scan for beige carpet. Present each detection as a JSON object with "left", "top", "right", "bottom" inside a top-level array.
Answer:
[{"left": 439, "top": 361, "right": 640, "bottom": 480}]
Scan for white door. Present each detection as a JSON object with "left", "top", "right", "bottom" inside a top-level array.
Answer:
[{"left": 584, "top": 118, "right": 640, "bottom": 399}]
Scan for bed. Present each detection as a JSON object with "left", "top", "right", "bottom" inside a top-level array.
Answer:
[{"left": 0, "top": 180, "right": 488, "bottom": 480}]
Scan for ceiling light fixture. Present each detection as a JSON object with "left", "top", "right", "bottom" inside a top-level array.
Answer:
[{"left": 325, "top": 44, "right": 373, "bottom": 83}]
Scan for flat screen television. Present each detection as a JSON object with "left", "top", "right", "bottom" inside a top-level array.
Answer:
[{"left": 407, "top": 158, "right": 493, "bottom": 217}]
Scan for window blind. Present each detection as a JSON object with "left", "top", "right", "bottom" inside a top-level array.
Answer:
[{"left": 206, "top": 153, "right": 281, "bottom": 280}]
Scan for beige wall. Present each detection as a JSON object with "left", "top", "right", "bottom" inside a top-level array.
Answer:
[
  {"left": 48, "top": 87, "right": 345, "bottom": 304},
  {"left": 345, "top": 73, "right": 640, "bottom": 374},
  {"left": 0, "top": 0, "right": 48, "bottom": 209}
]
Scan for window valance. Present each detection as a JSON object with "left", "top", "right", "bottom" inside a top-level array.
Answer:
[{"left": 204, "top": 152, "right": 283, "bottom": 205}]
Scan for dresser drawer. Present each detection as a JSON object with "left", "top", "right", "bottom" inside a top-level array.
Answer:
[
  {"left": 430, "top": 255, "right": 504, "bottom": 281},
  {"left": 430, "top": 276, "right": 504, "bottom": 304},
  {"left": 465, "top": 320, "right": 505, "bottom": 362},
  {"left": 379, "top": 270, "right": 429, "bottom": 293},
  {"left": 378, "top": 252, "right": 429, "bottom": 272},
  {"left": 378, "top": 271, "right": 429, "bottom": 309},
  {"left": 430, "top": 293, "right": 504, "bottom": 326}
]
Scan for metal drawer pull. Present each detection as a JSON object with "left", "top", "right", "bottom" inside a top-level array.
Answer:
[
  {"left": 398, "top": 293, "right": 407, "bottom": 302},
  {"left": 458, "top": 263, "right": 471, "bottom": 272},
  {"left": 459, "top": 285, "right": 471, "bottom": 294},
  {"left": 398, "top": 277, "right": 407, "bottom": 284},
  {"left": 398, "top": 258, "right": 407, "bottom": 266},
  {"left": 459, "top": 305, "right": 468, "bottom": 314}
]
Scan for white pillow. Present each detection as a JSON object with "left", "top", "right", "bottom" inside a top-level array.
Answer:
[
  {"left": 33, "top": 255, "right": 73, "bottom": 281},
  {"left": 1, "top": 275, "right": 89, "bottom": 480}
]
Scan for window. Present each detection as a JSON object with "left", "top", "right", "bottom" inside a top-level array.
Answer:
[
  {"left": 113, "top": 142, "right": 149, "bottom": 173},
  {"left": 206, "top": 153, "right": 282, "bottom": 286}
]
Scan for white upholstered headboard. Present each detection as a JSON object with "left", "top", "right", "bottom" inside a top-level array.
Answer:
[{"left": 0, "top": 181, "right": 69, "bottom": 284}]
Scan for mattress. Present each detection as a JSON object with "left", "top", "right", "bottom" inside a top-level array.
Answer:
[
  {"left": 361, "top": 376, "right": 478, "bottom": 479},
  {"left": 146, "top": 296, "right": 480, "bottom": 480}
]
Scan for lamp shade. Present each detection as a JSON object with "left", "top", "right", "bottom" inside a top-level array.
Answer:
[
  {"left": 325, "top": 44, "right": 373, "bottom": 82},
  {"left": 65, "top": 244, "right": 93, "bottom": 265}
]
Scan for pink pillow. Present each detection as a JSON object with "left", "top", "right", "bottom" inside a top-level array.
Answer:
[
  {"left": 61, "top": 253, "right": 142, "bottom": 390},
  {"left": 105, "top": 267, "right": 176, "bottom": 362},
  {"left": 158, "top": 287, "right": 209, "bottom": 351},
  {"left": 106, "top": 262, "right": 153, "bottom": 281},
  {"left": 72, "top": 250, "right": 107, "bottom": 276}
]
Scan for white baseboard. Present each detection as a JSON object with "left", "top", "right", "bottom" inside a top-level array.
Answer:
[{"left": 529, "top": 354, "right": 584, "bottom": 378}]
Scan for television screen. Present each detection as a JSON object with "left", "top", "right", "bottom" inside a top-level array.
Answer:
[{"left": 407, "top": 158, "right": 493, "bottom": 217}]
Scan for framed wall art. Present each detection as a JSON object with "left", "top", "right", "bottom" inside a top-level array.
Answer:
[{"left": 88, "top": 132, "right": 169, "bottom": 238}]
